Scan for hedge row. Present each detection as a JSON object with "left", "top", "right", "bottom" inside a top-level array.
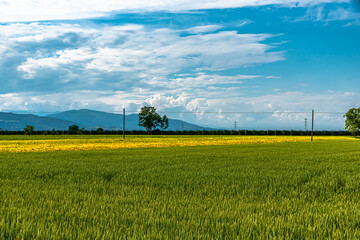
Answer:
[{"left": 0, "top": 130, "right": 352, "bottom": 136}]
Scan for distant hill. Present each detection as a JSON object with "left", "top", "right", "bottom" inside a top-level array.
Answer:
[
  {"left": 0, "top": 112, "right": 80, "bottom": 131},
  {"left": 48, "top": 109, "right": 211, "bottom": 131}
]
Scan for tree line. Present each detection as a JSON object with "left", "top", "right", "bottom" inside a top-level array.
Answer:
[{"left": 2, "top": 129, "right": 353, "bottom": 136}]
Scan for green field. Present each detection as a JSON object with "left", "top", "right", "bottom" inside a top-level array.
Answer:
[{"left": 1, "top": 139, "right": 360, "bottom": 239}]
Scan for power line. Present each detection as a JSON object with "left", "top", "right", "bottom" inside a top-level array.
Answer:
[{"left": 3, "top": 111, "right": 346, "bottom": 114}]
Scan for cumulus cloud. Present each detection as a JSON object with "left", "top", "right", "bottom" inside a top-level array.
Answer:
[
  {"left": 140, "top": 91, "right": 356, "bottom": 129},
  {"left": 20, "top": 30, "right": 282, "bottom": 75},
  {"left": 0, "top": 0, "right": 350, "bottom": 22},
  {"left": 1, "top": 90, "right": 355, "bottom": 129},
  {"left": 0, "top": 22, "right": 284, "bottom": 94}
]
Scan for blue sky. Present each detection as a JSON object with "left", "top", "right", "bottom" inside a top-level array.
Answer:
[{"left": 0, "top": 0, "right": 359, "bottom": 130}]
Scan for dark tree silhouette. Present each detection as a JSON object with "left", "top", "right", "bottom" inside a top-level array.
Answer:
[
  {"left": 139, "top": 106, "right": 169, "bottom": 134},
  {"left": 24, "top": 125, "right": 34, "bottom": 136}
]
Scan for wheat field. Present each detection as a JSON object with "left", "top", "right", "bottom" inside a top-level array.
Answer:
[{"left": 1, "top": 138, "right": 360, "bottom": 238}]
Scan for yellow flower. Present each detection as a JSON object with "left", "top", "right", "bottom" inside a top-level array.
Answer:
[{"left": 0, "top": 136, "right": 355, "bottom": 153}]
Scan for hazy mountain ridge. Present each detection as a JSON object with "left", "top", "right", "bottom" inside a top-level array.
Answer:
[
  {"left": 48, "top": 109, "right": 211, "bottom": 131},
  {"left": 0, "top": 109, "right": 211, "bottom": 131},
  {"left": 0, "top": 112, "right": 80, "bottom": 131}
]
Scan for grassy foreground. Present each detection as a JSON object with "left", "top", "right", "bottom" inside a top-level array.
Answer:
[{"left": 1, "top": 139, "right": 360, "bottom": 239}]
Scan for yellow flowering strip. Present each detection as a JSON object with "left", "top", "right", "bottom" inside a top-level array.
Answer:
[{"left": 0, "top": 136, "right": 355, "bottom": 153}]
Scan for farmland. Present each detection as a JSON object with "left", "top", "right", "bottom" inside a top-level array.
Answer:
[
  {"left": 0, "top": 135, "right": 355, "bottom": 153},
  {"left": 1, "top": 137, "right": 360, "bottom": 239}
]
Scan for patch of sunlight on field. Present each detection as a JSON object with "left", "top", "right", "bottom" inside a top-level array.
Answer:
[{"left": 0, "top": 135, "right": 356, "bottom": 153}]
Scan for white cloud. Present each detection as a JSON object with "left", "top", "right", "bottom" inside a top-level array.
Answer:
[
  {"left": 7, "top": 23, "right": 284, "bottom": 84},
  {"left": 0, "top": 90, "right": 356, "bottom": 129},
  {"left": 294, "top": 4, "right": 360, "bottom": 23},
  {"left": 0, "top": 0, "right": 350, "bottom": 22},
  {"left": 237, "top": 19, "right": 254, "bottom": 27},
  {"left": 145, "top": 94, "right": 190, "bottom": 110},
  {"left": 154, "top": 74, "right": 261, "bottom": 89},
  {"left": 185, "top": 25, "right": 223, "bottom": 34}
]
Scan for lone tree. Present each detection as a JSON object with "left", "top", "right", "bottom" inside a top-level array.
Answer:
[
  {"left": 24, "top": 125, "right": 35, "bottom": 136},
  {"left": 68, "top": 125, "right": 84, "bottom": 135},
  {"left": 138, "top": 106, "right": 169, "bottom": 134},
  {"left": 344, "top": 108, "right": 360, "bottom": 136},
  {"left": 160, "top": 115, "right": 169, "bottom": 135}
]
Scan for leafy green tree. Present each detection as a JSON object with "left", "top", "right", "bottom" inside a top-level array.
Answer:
[
  {"left": 68, "top": 125, "right": 84, "bottom": 135},
  {"left": 138, "top": 106, "right": 168, "bottom": 134},
  {"left": 344, "top": 108, "right": 360, "bottom": 136},
  {"left": 160, "top": 115, "right": 169, "bottom": 134},
  {"left": 24, "top": 125, "right": 34, "bottom": 136}
]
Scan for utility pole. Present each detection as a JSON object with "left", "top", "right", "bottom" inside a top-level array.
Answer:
[
  {"left": 123, "top": 108, "right": 125, "bottom": 140},
  {"left": 234, "top": 121, "right": 237, "bottom": 131},
  {"left": 311, "top": 110, "right": 314, "bottom": 142},
  {"left": 304, "top": 118, "right": 308, "bottom": 132}
]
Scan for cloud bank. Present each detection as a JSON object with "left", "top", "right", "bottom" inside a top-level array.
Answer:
[
  {"left": 0, "top": 90, "right": 356, "bottom": 130},
  {"left": 0, "top": 22, "right": 284, "bottom": 95}
]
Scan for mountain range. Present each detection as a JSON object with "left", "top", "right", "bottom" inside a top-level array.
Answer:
[
  {"left": 0, "top": 109, "right": 211, "bottom": 131},
  {"left": 0, "top": 112, "right": 78, "bottom": 131}
]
